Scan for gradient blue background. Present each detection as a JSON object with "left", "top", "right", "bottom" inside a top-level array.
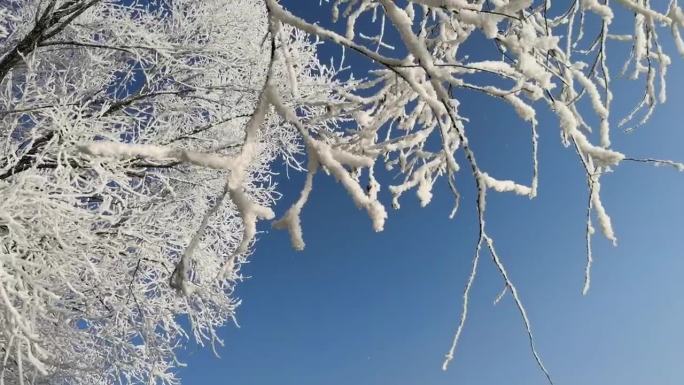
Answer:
[{"left": 179, "top": 3, "right": 684, "bottom": 384}]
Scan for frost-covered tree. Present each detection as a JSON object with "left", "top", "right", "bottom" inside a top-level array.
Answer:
[
  {"left": 1, "top": 0, "right": 683, "bottom": 384},
  {"left": 0, "top": 1, "right": 337, "bottom": 384}
]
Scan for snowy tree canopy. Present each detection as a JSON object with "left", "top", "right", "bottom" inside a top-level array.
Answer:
[{"left": 1, "top": 0, "right": 683, "bottom": 384}]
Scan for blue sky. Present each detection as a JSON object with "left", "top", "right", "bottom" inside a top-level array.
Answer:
[{"left": 179, "top": 3, "right": 684, "bottom": 385}]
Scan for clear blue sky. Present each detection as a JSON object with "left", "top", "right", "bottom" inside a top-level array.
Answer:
[{"left": 179, "top": 3, "right": 684, "bottom": 385}]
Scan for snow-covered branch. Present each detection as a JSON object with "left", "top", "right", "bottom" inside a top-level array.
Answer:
[{"left": 1, "top": 0, "right": 683, "bottom": 384}]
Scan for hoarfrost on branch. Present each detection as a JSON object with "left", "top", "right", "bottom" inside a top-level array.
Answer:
[{"left": 1, "top": 0, "right": 683, "bottom": 384}]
